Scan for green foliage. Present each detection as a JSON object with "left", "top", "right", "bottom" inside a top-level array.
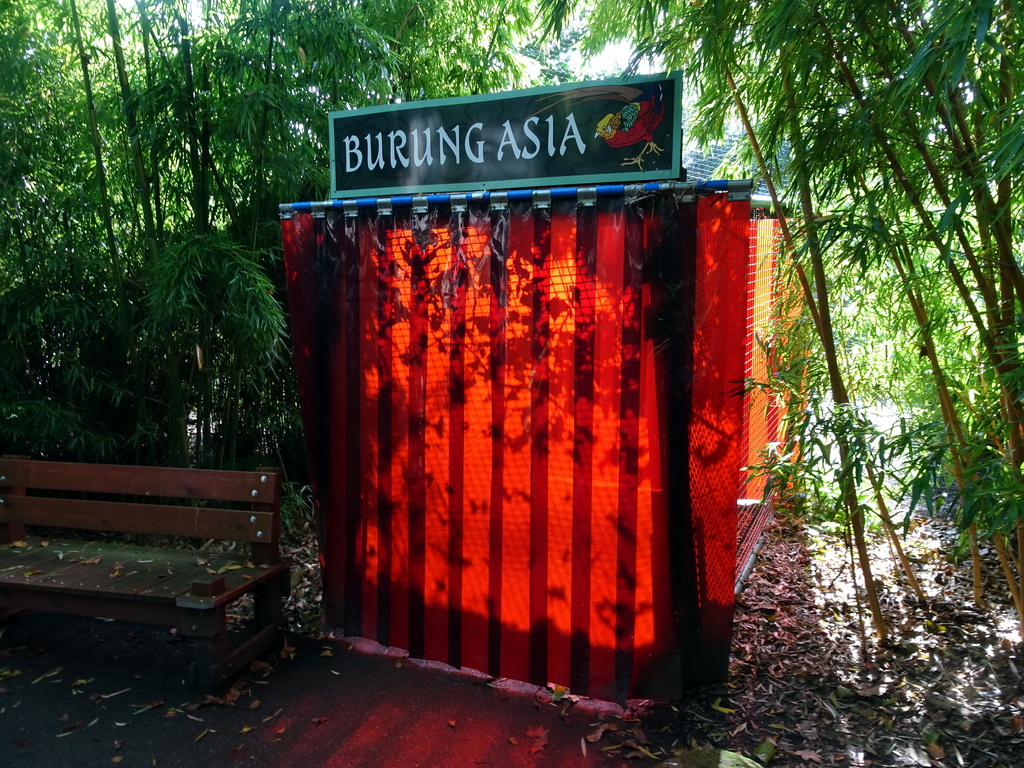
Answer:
[
  {"left": 542, "top": 0, "right": 1024, "bottom": 559},
  {"left": 0, "top": 0, "right": 534, "bottom": 471}
]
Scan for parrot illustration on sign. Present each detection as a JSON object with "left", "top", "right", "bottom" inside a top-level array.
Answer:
[
  {"left": 532, "top": 82, "right": 669, "bottom": 172},
  {"left": 594, "top": 85, "right": 666, "bottom": 170}
]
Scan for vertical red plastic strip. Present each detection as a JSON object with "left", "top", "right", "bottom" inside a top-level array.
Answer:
[
  {"left": 588, "top": 198, "right": 625, "bottom": 700},
  {"left": 422, "top": 220, "right": 451, "bottom": 663},
  {"left": 482, "top": 207, "right": 505, "bottom": 675},
  {"left": 614, "top": 198, "right": 644, "bottom": 701},
  {"left": 569, "top": 203, "right": 597, "bottom": 693},
  {"left": 455, "top": 219, "right": 492, "bottom": 674},
  {"left": 444, "top": 213, "right": 467, "bottom": 669},
  {"left": 631, "top": 193, "right": 680, "bottom": 697},
  {"left": 282, "top": 213, "right": 341, "bottom": 615},
  {"left": 686, "top": 193, "right": 748, "bottom": 682},
  {"left": 406, "top": 212, "right": 433, "bottom": 659},
  {"left": 457, "top": 207, "right": 494, "bottom": 671},
  {"left": 358, "top": 213, "right": 381, "bottom": 641},
  {"left": 375, "top": 215, "right": 394, "bottom": 644},
  {"left": 280, "top": 214, "right": 316, "bottom": 487},
  {"left": 340, "top": 214, "right": 363, "bottom": 637},
  {"left": 497, "top": 202, "right": 533, "bottom": 683},
  {"left": 545, "top": 201, "right": 576, "bottom": 687},
  {"left": 387, "top": 220, "right": 412, "bottom": 653},
  {"left": 528, "top": 204, "right": 552, "bottom": 686}
]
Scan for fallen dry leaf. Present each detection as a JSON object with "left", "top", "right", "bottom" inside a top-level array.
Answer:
[
  {"left": 32, "top": 667, "right": 63, "bottom": 684},
  {"left": 526, "top": 725, "right": 549, "bottom": 753},
  {"left": 711, "top": 697, "right": 736, "bottom": 714},
  {"left": 132, "top": 700, "right": 162, "bottom": 715},
  {"left": 793, "top": 749, "right": 824, "bottom": 763},
  {"left": 59, "top": 717, "right": 85, "bottom": 733},
  {"left": 925, "top": 742, "right": 945, "bottom": 759}
]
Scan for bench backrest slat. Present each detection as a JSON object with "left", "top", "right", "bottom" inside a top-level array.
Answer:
[
  {"left": 0, "top": 496, "right": 277, "bottom": 543},
  {"left": 0, "top": 459, "right": 279, "bottom": 505},
  {"left": 0, "top": 458, "right": 283, "bottom": 560}
]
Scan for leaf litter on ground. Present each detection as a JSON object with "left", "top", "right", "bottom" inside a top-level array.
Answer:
[{"left": 643, "top": 512, "right": 1024, "bottom": 767}]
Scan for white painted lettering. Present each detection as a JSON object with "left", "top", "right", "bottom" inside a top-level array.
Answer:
[
  {"left": 545, "top": 115, "right": 556, "bottom": 157},
  {"left": 497, "top": 120, "right": 522, "bottom": 161},
  {"left": 389, "top": 130, "right": 409, "bottom": 168},
  {"left": 344, "top": 135, "right": 363, "bottom": 172},
  {"left": 559, "top": 113, "right": 587, "bottom": 156},
  {"left": 437, "top": 125, "right": 461, "bottom": 164},
  {"left": 521, "top": 117, "right": 541, "bottom": 160},
  {"left": 412, "top": 127, "right": 433, "bottom": 166},
  {"left": 365, "top": 132, "right": 385, "bottom": 171},
  {"left": 465, "top": 123, "right": 485, "bottom": 163}
]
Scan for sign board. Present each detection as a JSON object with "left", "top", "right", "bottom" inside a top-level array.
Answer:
[{"left": 329, "top": 73, "right": 683, "bottom": 199}]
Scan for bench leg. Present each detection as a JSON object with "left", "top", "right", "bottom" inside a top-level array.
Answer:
[
  {"left": 254, "top": 570, "right": 287, "bottom": 630},
  {"left": 178, "top": 573, "right": 290, "bottom": 691},
  {"left": 180, "top": 608, "right": 228, "bottom": 691}
]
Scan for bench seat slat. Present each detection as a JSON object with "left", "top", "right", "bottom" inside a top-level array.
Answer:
[
  {"left": 22, "top": 554, "right": 134, "bottom": 589},
  {"left": 0, "top": 496, "right": 276, "bottom": 543},
  {"left": 78, "top": 560, "right": 190, "bottom": 599},
  {"left": 0, "top": 544, "right": 69, "bottom": 577},
  {"left": 0, "top": 458, "right": 279, "bottom": 505},
  {"left": 0, "top": 541, "right": 158, "bottom": 588},
  {"left": 0, "top": 542, "right": 126, "bottom": 582},
  {"left": 85, "top": 554, "right": 261, "bottom": 602},
  {"left": 63, "top": 550, "right": 208, "bottom": 599},
  {"left": 0, "top": 458, "right": 288, "bottom": 690}
]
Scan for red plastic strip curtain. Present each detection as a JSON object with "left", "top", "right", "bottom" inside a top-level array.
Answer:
[{"left": 281, "top": 189, "right": 748, "bottom": 701}]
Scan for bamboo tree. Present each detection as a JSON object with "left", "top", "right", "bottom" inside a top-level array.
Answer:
[
  {"left": 69, "top": 0, "right": 123, "bottom": 299},
  {"left": 543, "top": 0, "right": 1024, "bottom": 633}
]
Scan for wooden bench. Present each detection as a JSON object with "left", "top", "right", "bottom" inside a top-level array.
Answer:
[{"left": 0, "top": 456, "right": 291, "bottom": 689}]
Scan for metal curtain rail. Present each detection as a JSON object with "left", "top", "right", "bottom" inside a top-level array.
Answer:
[{"left": 278, "top": 180, "right": 752, "bottom": 216}]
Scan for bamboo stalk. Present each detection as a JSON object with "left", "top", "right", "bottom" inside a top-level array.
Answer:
[
  {"left": 884, "top": 218, "right": 985, "bottom": 605},
  {"left": 70, "top": 0, "right": 123, "bottom": 296},
  {"left": 728, "top": 63, "right": 889, "bottom": 641},
  {"left": 993, "top": 534, "right": 1024, "bottom": 633},
  {"left": 866, "top": 463, "right": 927, "bottom": 603},
  {"left": 1018, "top": 520, "right": 1024, "bottom": 617},
  {"left": 106, "top": 0, "right": 159, "bottom": 260}
]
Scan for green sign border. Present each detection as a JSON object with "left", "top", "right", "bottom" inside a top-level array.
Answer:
[{"left": 328, "top": 73, "right": 683, "bottom": 199}]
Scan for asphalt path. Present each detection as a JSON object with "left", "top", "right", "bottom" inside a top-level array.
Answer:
[{"left": 1, "top": 612, "right": 637, "bottom": 767}]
